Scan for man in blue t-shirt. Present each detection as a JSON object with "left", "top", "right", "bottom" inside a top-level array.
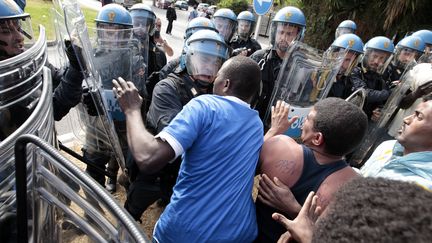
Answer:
[{"left": 113, "top": 56, "right": 263, "bottom": 242}]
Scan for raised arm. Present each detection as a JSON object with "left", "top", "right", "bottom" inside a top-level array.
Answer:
[{"left": 113, "top": 77, "right": 175, "bottom": 174}]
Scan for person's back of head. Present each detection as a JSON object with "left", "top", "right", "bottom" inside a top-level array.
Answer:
[
  {"left": 313, "top": 97, "right": 368, "bottom": 156},
  {"left": 213, "top": 56, "right": 261, "bottom": 102},
  {"left": 313, "top": 177, "right": 432, "bottom": 242}
]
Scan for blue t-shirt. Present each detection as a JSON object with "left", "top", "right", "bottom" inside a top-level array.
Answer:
[{"left": 154, "top": 95, "right": 263, "bottom": 243}]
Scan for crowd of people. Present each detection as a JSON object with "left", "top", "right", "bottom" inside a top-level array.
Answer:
[{"left": 1, "top": 0, "right": 432, "bottom": 242}]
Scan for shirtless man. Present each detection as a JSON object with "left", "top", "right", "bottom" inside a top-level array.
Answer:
[{"left": 255, "top": 98, "right": 368, "bottom": 242}]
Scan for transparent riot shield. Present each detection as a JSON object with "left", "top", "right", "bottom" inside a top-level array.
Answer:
[
  {"left": 0, "top": 26, "right": 56, "bottom": 241},
  {"left": 418, "top": 52, "right": 432, "bottom": 64},
  {"left": 15, "top": 134, "right": 149, "bottom": 242},
  {"left": 265, "top": 41, "right": 344, "bottom": 138},
  {"left": 51, "top": 0, "right": 146, "bottom": 171},
  {"left": 349, "top": 62, "right": 417, "bottom": 167},
  {"left": 345, "top": 88, "right": 367, "bottom": 109}
]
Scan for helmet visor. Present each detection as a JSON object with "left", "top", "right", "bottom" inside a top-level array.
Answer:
[
  {"left": 0, "top": 17, "right": 33, "bottom": 60},
  {"left": 95, "top": 23, "right": 133, "bottom": 47},
  {"left": 131, "top": 16, "right": 153, "bottom": 37},
  {"left": 335, "top": 27, "right": 354, "bottom": 39},
  {"left": 393, "top": 47, "right": 422, "bottom": 69},
  {"left": 237, "top": 19, "right": 253, "bottom": 39},
  {"left": 186, "top": 51, "right": 224, "bottom": 82},
  {"left": 213, "top": 17, "right": 236, "bottom": 42},
  {"left": 270, "top": 22, "right": 301, "bottom": 52},
  {"left": 362, "top": 48, "right": 393, "bottom": 74}
]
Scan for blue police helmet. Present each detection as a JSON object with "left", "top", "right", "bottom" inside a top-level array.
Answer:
[
  {"left": 270, "top": 6, "right": 306, "bottom": 43},
  {"left": 272, "top": 6, "right": 306, "bottom": 27},
  {"left": 412, "top": 30, "right": 432, "bottom": 46},
  {"left": 237, "top": 11, "right": 255, "bottom": 22},
  {"left": 129, "top": 3, "right": 156, "bottom": 33},
  {"left": 0, "top": 0, "right": 29, "bottom": 19},
  {"left": 337, "top": 20, "right": 357, "bottom": 31},
  {"left": 364, "top": 36, "right": 395, "bottom": 53},
  {"left": 186, "top": 29, "right": 229, "bottom": 59},
  {"left": 396, "top": 35, "right": 426, "bottom": 53},
  {"left": 95, "top": 3, "right": 133, "bottom": 27},
  {"left": 332, "top": 33, "right": 364, "bottom": 54},
  {"left": 213, "top": 8, "right": 237, "bottom": 22},
  {"left": 185, "top": 17, "right": 217, "bottom": 40}
]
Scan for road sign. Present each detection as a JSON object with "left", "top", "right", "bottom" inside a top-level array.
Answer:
[{"left": 253, "top": 0, "right": 273, "bottom": 16}]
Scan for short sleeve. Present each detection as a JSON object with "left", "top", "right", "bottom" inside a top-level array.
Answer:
[{"left": 161, "top": 97, "right": 207, "bottom": 152}]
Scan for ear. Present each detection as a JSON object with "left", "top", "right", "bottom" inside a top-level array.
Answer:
[
  {"left": 222, "top": 78, "right": 231, "bottom": 93},
  {"left": 312, "top": 132, "right": 324, "bottom": 147}
]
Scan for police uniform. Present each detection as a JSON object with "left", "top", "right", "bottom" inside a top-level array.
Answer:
[
  {"left": 125, "top": 71, "right": 204, "bottom": 221},
  {"left": 230, "top": 35, "right": 261, "bottom": 57},
  {"left": 327, "top": 74, "right": 356, "bottom": 99},
  {"left": 250, "top": 48, "right": 283, "bottom": 121},
  {"left": 351, "top": 66, "right": 390, "bottom": 119}
]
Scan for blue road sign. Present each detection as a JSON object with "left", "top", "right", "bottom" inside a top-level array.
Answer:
[{"left": 253, "top": 0, "right": 273, "bottom": 16}]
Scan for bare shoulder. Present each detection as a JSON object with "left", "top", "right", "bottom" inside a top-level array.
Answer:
[
  {"left": 259, "top": 135, "right": 304, "bottom": 187},
  {"left": 316, "top": 166, "right": 359, "bottom": 211}
]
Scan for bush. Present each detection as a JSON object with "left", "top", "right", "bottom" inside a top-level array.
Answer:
[{"left": 217, "top": 0, "right": 249, "bottom": 15}]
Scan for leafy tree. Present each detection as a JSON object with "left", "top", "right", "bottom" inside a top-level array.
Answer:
[
  {"left": 217, "top": 0, "right": 249, "bottom": 15},
  {"left": 301, "top": 0, "right": 432, "bottom": 49}
]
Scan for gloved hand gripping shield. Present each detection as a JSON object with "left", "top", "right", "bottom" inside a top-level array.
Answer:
[
  {"left": 51, "top": 0, "right": 134, "bottom": 171},
  {"left": 265, "top": 41, "right": 344, "bottom": 138}
]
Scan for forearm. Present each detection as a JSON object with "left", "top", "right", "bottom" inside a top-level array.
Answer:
[
  {"left": 264, "top": 128, "right": 279, "bottom": 141},
  {"left": 163, "top": 42, "right": 174, "bottom": 57},
  {"left": 125, "top": 109, "right": 171, "bottom": 174}
]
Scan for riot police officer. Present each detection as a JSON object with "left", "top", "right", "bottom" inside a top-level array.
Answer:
[
  {"left": 327, "top": 33, "right": 364, "bottom": 99},
  {"left": 250, "top": 6, "right": 306, "bottom": 121},
  {"left": 230, "top": 11, "right": 262, "bottom": 57},
  {"left": 129, "top": 4, "right": 159, "bottom": 105},
  {"left": 387, "top": 35, "right": 425, "bottom": 82},
  {"left": 412, "top": 29, "right": 432, "bottom": 63},
  {"left": 124, "top": 29, "right": 229, "bottom": 222},
  {"left": 335, "top": 19, "right": 357, "bottom": 39},
  {"left": 351, "top": 36, "right": 394, "bottom": 120},
  {"left": 82, "top": 3, "right": 140, "bottom": 193},
  {"left": 0, "top": 0, "right": 84, "bottom": 132},
  {"left": 158, "top": 17, "right": 218, "bottom": 81}
]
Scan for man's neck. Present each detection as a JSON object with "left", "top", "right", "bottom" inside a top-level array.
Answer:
[
  {"left": 403, "top": 147, "right": 432, "bottom": 156},
  {"left": 275, "top": 49, "right": 287, "bottom": 59},
  {"left": 310, "top": 147, "right": 344, "bottom": 165}
]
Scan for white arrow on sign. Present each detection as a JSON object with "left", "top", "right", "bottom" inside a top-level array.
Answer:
[{"left": 257, "top": 0, "right": 272, "bottom": 6}]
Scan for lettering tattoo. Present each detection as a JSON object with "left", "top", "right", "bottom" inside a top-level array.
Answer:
[{"left": 275, "top": 160, "right": 296, "bottom": 176}]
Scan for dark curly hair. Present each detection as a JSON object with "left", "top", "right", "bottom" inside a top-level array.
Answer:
[
  {"left": 313, "top": 97, "right": 368, "bottom": 156},
  {"left": 313, "top": 177, "right": 432, "bottom": 243},
  {"left": 220, "top": 56, "right": 261, "bottom": 101}
]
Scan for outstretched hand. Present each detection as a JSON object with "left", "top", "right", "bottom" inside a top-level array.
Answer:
[
  {"left": 112, "top": 77, "right": 143, "bottom": 114},
  {"left": 257, "top": 174, "right": 301, "bottom": 218},
  {"left": 272, "top": 192, "right": 322, "bottom": 243},
  {"left": 264, "top": 100, "right": 298, "bottom": 141}
]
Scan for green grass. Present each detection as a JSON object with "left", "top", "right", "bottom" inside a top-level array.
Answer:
[{"left": 26, "top": 0, "right": 98, "bottom": 41}]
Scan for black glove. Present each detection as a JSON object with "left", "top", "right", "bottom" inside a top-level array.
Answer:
[
  {"left": 415, "top": 80, "right": 432, "bottom": 97},
  {"left": 82, "top": 88, "right": 104, "bottom": 116},
  {"left": 64, "top": 40, "right": 85, "bottom": 71}
]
